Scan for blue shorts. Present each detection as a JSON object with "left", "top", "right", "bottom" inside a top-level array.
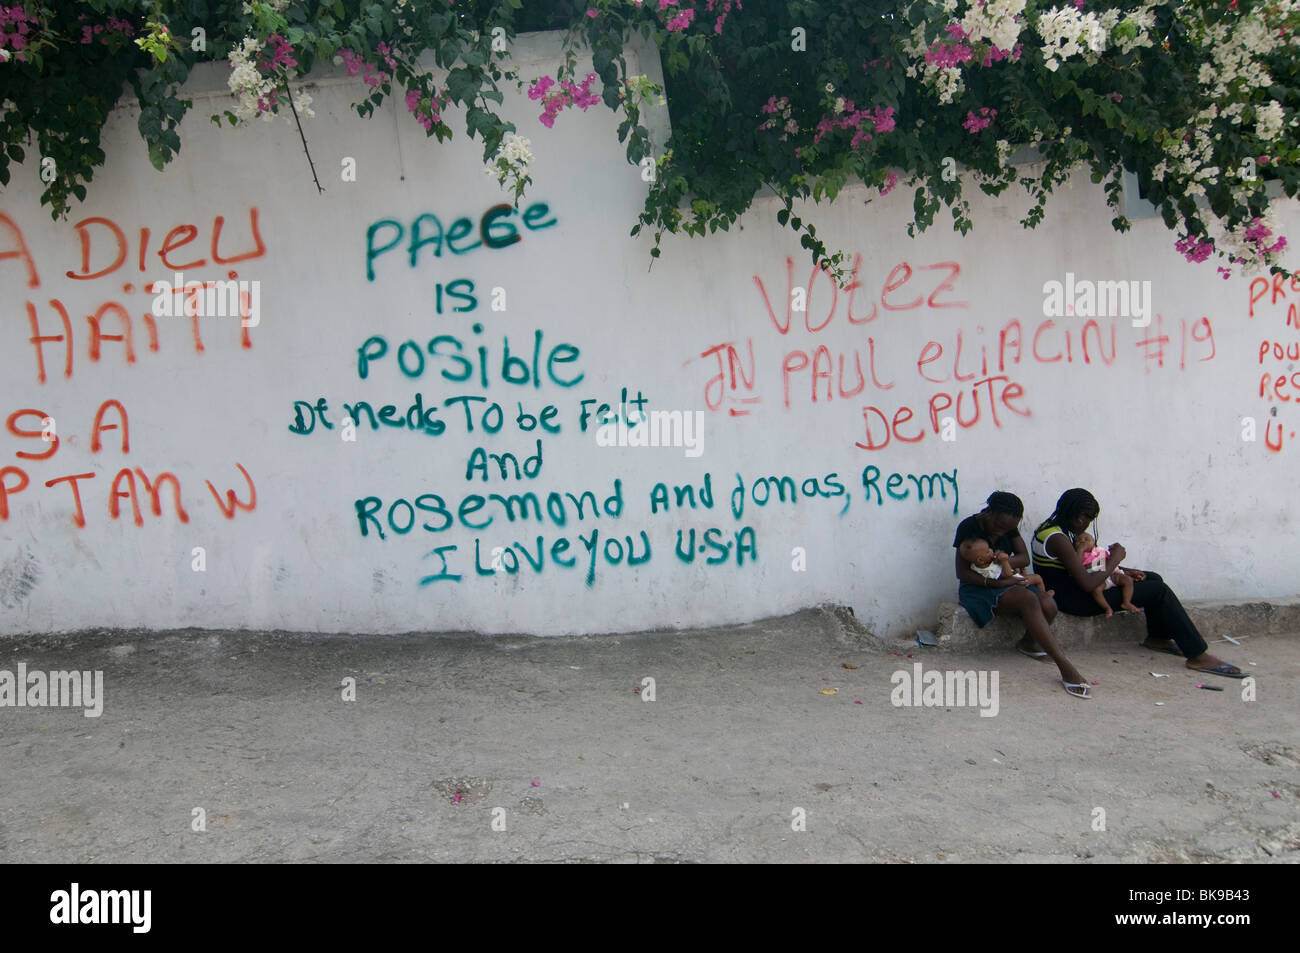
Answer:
[{"left": 958, "top": 582, "right": 1043, "bottom": 628}]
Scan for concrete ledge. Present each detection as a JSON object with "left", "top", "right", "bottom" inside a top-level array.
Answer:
[{"left": 933, "top": 598, "right": 1300, "bottom": 652}]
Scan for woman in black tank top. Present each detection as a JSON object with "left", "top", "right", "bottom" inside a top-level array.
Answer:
[{"left": 953, "top": 491, "right": 1091, "bottom": 698}]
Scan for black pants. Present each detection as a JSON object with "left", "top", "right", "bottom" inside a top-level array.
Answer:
[{"left": 1041, "top": 570, "right": 1208, "bottom": 659}]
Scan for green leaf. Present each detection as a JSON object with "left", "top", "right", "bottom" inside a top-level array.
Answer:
[
  {"left": 465, "top": 106, "right": 489, "bottom": 137},
  {"left": 446, "top": 68, "right": 479, "bottom": 103},
  {"left": 147, "top": 139, "right": 167, "bottom": 172}
]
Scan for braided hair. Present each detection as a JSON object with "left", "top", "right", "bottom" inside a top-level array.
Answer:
[
  {"left": 1035, "top": 488, "right": 1099, "bottom": 542},
  {"left": 984, "top": 491, "right": 1024, "bottom": 519}
]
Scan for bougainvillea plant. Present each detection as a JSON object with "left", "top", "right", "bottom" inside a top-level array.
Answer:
[{"left": 1, "top": 1, "right": 1296, "bottom": 282}]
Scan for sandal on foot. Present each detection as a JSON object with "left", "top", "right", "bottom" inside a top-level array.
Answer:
[
  {"left": 1195, "top": 662, "right": 1246, "bottom": 679},
  {"left": 1062, "top": 680, "right": 1093, "bottom": 699},
  {"left": 1017, "top": 647, "right": 1049, "bottom": 660}
]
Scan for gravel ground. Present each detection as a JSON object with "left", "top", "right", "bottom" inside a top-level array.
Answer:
[{"left": 1, "top": 607, "right": 1296, "bottom": 863}]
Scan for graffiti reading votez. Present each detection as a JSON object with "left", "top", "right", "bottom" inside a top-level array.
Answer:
[{"left": 692, "top": 255, "right": 1217, "bottom": 450}]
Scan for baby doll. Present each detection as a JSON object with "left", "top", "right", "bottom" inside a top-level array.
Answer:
[
  {"left": 959, "top": 538, "right": 1047, "bottom": 590},
  {"left": 1075, "top": 531, "right": 1139, "bottom": 617}
]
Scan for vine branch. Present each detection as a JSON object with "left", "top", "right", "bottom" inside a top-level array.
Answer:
[{"left": 284, "top": 77, "right": 323, "bottom": 194}]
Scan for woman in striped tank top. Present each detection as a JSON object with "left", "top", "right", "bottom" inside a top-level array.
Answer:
[{"left": 1032, "top": 488, "right": 1245, "bottom": 679}]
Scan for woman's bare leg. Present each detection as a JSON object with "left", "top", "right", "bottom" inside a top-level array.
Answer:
[
  {"left": 996, "top": 587, "right": 1084, "bottom": 686},
  {"left": 1017, "top": 590, "right": 1058, "bottom": 658}
]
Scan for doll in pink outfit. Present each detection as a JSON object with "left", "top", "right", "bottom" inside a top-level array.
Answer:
[{"left": 1075, "top": 532, "right": 1138, "bottom": 616}]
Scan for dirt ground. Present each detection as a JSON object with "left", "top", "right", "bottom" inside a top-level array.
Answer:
[{"left": 0, "top": 607, "right": 1296, "bottom": 863}]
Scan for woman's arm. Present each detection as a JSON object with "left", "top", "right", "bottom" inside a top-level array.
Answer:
[
  {"left": 954, "top": 549, "right": 1018, "bottom": 587},
  {"left": 1046, "top": 532, "right": 1125, "bottom": 592},
  {"left": 1004, "top": 533, "right": 1031, "bottom": 571}
]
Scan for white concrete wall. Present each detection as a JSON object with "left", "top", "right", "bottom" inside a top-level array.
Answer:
[{"left": 2, "top": 32, "right": 1298, "bottom": 639}]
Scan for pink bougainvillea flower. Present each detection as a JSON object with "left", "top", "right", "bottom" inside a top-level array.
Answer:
[
  {"left": 962, "top": 107, "right": 996, "bottom": 133},
  {"left": 1175, "top": 235, "right": 1215, "bottom": 263},
  {"left": 263, "top": 34, "right": 298, "bottom": 71},
  {"left": 530, "top": 72, "right": 600, "bottom": 127},
  {"left": 339, "top": 48, "right": 365, "bottom": 78},
  {"left": 528, "top": 75, "right": 555, "bottom": 100},
  {"left": 982, "top": 45, "right": 1012, "bottom": 67},
  {"left": 926, "top": 39, "right": 974, "bottom": 68}
]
